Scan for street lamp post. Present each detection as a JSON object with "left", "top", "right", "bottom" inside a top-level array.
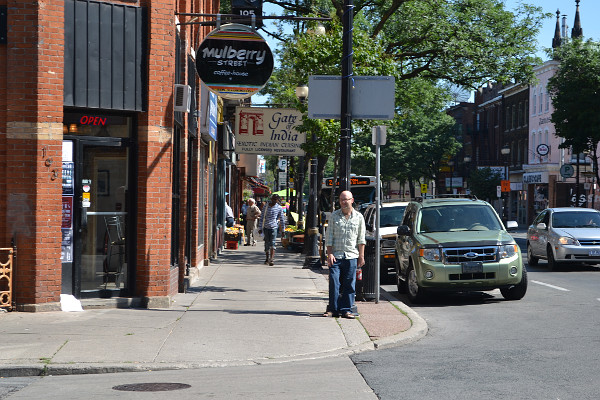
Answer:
[
  {"left": 463, "top": 155, "right": 471, "bottom": 193},
  {"left": 501, "top": 144, "right": 511, "bottom": 221},
  {"left": 295, "top": 84, "right": 309, "bottom": 229},
  {"left": 296, "top": 84, "right": 320, "bottom": 268},
  {"left": 447, "top": 160, "right": 454, "bottom": 194}
]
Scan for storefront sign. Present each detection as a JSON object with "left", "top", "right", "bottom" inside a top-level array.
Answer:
[
  {"left": 537, "top": 144, "right": 549, "bottom": 156},
  {"left": 196, "top": 24, "right": 274, "bottom": 99},
  {"left": 523, "top": 172, "right": 549, "bottom": 184},
  {"left": 234, "top": 107, "right": 305, "bottom": 156}
]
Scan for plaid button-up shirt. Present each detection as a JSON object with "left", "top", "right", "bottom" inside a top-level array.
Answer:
[{"left": 326, "top": 208, "right": 366, "bottom": 259}]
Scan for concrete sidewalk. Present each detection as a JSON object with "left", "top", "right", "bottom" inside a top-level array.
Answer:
[{"left": 0, "top": 239, "right": 427, "bottom": 378}]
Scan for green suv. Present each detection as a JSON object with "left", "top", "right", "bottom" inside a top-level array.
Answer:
[{"left": 395, "top": 195, "right": 527, "bottom": 303}]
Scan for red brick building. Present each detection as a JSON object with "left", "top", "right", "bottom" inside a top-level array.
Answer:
[{"left": 0, "top": 0, "right": 230, "bottom": 311}]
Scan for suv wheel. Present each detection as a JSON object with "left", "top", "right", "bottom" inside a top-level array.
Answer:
[
  {"left": 527, "top": 243, "right": 539, "bottom": 266},
  {"left": 405, "top": 263, "right": 427, "bottom": 303},
  {"left": 500, "top": 267, "right": 528, "bottom": 300}
]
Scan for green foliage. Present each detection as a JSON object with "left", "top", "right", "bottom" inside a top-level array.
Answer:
[
  {"left": 467, "top": 167, "right": 501, "bottom": 202},
  {"left": 548, "top": 39, "right": 600, "bottom": 153},
  {"left": 258, "top": 0, "right": 548, "bottom": 187}
]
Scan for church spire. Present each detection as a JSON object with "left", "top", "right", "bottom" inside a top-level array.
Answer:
[
  {"left": 571, "top": 0, "right": 583, "bottom": 39},
  {"left": 552, "top": 9, "right": 562, "bottom": 48}
]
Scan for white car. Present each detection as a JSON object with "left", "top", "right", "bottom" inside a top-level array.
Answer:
[
  {"left": 527, "top": 207, "right": 600, "bottom": 270},
  {"left": 363, "top": 201, "right": 409, "bottom": 284}
]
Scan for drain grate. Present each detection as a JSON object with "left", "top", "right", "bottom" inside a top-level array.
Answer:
[{"left": 112, "top": 383, "right": 191, "bottom": 392}]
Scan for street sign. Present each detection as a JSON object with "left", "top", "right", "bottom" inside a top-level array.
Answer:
[
  {"left": 501, "top": 180, "right": 510, "bottom": 192},
  {"left": 420, "top": 183, "right": 428, "bottom": 194},
  {"left": 278, "top": 158, "right": 287, "bottom": 170},
  {"left": 308, "top": 76, "right": 395, "bottom": 120},
  {"left": 560, "top": 164, "right": 574, "bottom": 178},
  {"left": 497, "top": 185, "right": 502, "bottom": 198},
  {"left": 372, "top": 125, "right": 387, "bottom": 145}
]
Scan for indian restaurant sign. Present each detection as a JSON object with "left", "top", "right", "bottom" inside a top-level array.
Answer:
[{"left": 234, "top": 107, "right": 305, "bottom": 156}]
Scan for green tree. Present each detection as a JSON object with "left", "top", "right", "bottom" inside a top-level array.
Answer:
[
  {"left": 548, "top": 39, "right": 600, "bottom": 186},
  {"left": 260, "top": 0, "right": 548, "bottom": 198},
  {"left": 467, "top": 167, "right": 501, "bottom": 202}
]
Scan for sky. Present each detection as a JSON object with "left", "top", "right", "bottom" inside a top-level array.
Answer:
[
  {"left": 253, "top": 0, "right": 600, "bottom": 103},
  {"left": 505, "top": 0, "right": 600, "bottom": 59}
]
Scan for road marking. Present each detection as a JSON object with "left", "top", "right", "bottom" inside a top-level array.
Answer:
[{"left": 531, "top": 280, "right": 570, "bottom": 292}]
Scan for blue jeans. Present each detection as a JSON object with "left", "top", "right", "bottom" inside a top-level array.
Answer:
[
  {"left": 263, "top": 228, "right": 277, "bottom": 251},
  {"left": 328, "top": 258, "right": 357, "bottom": 315}
]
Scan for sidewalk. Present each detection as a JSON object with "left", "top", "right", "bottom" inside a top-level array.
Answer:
[{"left": 0, "top": 238, "right": 427, "bottom": 378}]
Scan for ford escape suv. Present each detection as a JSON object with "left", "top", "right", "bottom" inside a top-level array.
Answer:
[{"left": 395, "top": 195, "right": 527, "bottom": 303}]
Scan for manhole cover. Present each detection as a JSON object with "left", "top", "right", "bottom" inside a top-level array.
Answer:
[{"left": 112, "top": 383, "right": 191, "bottom": 392}]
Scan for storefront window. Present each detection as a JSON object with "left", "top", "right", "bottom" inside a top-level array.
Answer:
[{"left": 63, "top": 112, "right": 132, "bottom": 138}]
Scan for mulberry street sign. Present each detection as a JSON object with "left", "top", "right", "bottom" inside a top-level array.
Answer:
[{"left": 196, "top": 24, "right": 274, "bottom": 100}]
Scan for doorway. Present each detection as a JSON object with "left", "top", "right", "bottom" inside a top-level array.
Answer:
[{"left": 62, "top": 138, "right": 134, "bottom": 298}]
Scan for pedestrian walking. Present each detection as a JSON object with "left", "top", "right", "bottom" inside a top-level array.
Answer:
[
  {"left": 245, "top": 198, "right": 261, "bottom": 246},
  {"left": 225, "top": 202, "right": 235, "bottom": 227},
  {"left": 324, "top": 190, "right": 365, "bottom": 319},
  {"left": 258, "top": 194, "right": 286, "bottom": 266}
]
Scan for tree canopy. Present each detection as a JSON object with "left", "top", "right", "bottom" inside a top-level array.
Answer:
[
  {"left": 548, "top": 39, "right": 600, "bottom": 186},
  {"left": 257, "top": 0, "right": 548, "bottom": 194}
]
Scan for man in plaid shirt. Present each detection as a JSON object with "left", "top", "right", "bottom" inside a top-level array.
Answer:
[{"left": 324, "top": 190, "right": 365, "bottom": 319}]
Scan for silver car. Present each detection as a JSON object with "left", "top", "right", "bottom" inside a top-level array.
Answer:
[{"left": 527, "top": 207, "right": 600, "bottom": 270}]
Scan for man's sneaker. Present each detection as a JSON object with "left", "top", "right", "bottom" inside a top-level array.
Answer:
[{"left": 269, "top": 260, "right": 274, "bottom": 266}]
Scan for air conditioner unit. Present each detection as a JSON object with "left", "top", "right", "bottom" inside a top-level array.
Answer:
[{"left": 173, "top": 84, "right": 191, "bottom": 113}]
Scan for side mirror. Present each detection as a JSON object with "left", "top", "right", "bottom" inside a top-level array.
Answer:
[
  {"left": 505, "top": 220, "right": 518, "bottom": 231},
  {"left": 397, "top": 225, "right": 411, "bottom": 236}
]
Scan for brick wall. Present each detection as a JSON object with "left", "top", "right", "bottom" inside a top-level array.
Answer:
[{"left": 2, "top": 1, "right": 64, "bottom": 308}]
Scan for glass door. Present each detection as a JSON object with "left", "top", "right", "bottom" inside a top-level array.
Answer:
[{"left": 76, "top": 142, "right": 130, "bottom": 296}]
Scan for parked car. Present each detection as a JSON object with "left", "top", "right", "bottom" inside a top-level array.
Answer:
[
  {"left": 395, "top": 195, "right": 527, "bottom": 303},
  {"left": 363, "top": 200, "right": 408, "bottom": 283},
  {"left": 527, "top": 207, "right": 600, "bottom": 270}
]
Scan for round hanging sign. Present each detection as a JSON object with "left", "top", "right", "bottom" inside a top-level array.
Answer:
[
  {"left": 537, "top": 143, "right": 549, "bottom": 156},
  {"left": 196, "top": 24, "right": 274, "bottom": 100}
]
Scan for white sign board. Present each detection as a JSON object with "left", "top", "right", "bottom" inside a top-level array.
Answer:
[
  {"left": 444, "top": 177, "right": 463, "bottom": 188},
  {"left": 308, "top": 76, "right": 395, "bottom": 120},
  {"left": 235, "top": 107, "right": 305, "bottom": 156}
]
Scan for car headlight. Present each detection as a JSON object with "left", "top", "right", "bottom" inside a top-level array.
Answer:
[
  {"left": 499, "top": 244, "right": 518, "bottom": 259},
  {"left": 381, "top": 239, "right": 396, "bottom": 248},
  {"left": 420, "top": 248, "right": 441, "bottom": 262},
  {"left": 558, "top": 236, "right": 579, "bottom": 245}
]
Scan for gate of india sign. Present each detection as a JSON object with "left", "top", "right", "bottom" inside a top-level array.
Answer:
[{"left": 234, "top": 107, "right": 305, "bottom": 156}]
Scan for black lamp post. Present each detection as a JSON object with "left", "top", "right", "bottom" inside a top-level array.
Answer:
[
  {"left": 463, "top": 155, "right": 471, "bottom": 193},
  {"left": 501, "top": 144, "right": 511, "bottom": 221},
  {"left": 295, "top": 84, "right": 308, "bottom": 229},
  {"left": 295, "top": 84, "right": 320, "bottom": 268},
  {"left": 447, "top": 160, "right": 454, "bottom": 194}
]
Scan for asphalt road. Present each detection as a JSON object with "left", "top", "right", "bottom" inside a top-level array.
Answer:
[
  {"left": 352, "top": 244, "right": 600, "bottom": 400},
  {"left": 4, "top": 234, "right": 599, "bottom": 399}
]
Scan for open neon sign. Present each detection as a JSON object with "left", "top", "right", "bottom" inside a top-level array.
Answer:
[{"left": 79, "top": 115, "right": 107, "bottom": 126}]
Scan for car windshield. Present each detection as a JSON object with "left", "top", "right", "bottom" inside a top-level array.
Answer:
[
  {"left": 552, "top": 211, "right": 600, "bottom": 228},
  {"left": 418, "top": 204, "right": 503, "bottom": 233},
  {"left": 379, "top": 206, "right": 406, "bottom": 227}
]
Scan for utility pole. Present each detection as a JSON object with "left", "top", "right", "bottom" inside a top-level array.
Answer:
[{"left": 338, "top": 0, "right": 353, "bottom": 192}]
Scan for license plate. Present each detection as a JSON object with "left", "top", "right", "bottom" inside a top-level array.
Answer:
[
  {"left": 589, "top": 250, "right": 600, "bottom": 257},
  {"left": 461, "top": 261, "right": 483, "bottom": 274}
]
